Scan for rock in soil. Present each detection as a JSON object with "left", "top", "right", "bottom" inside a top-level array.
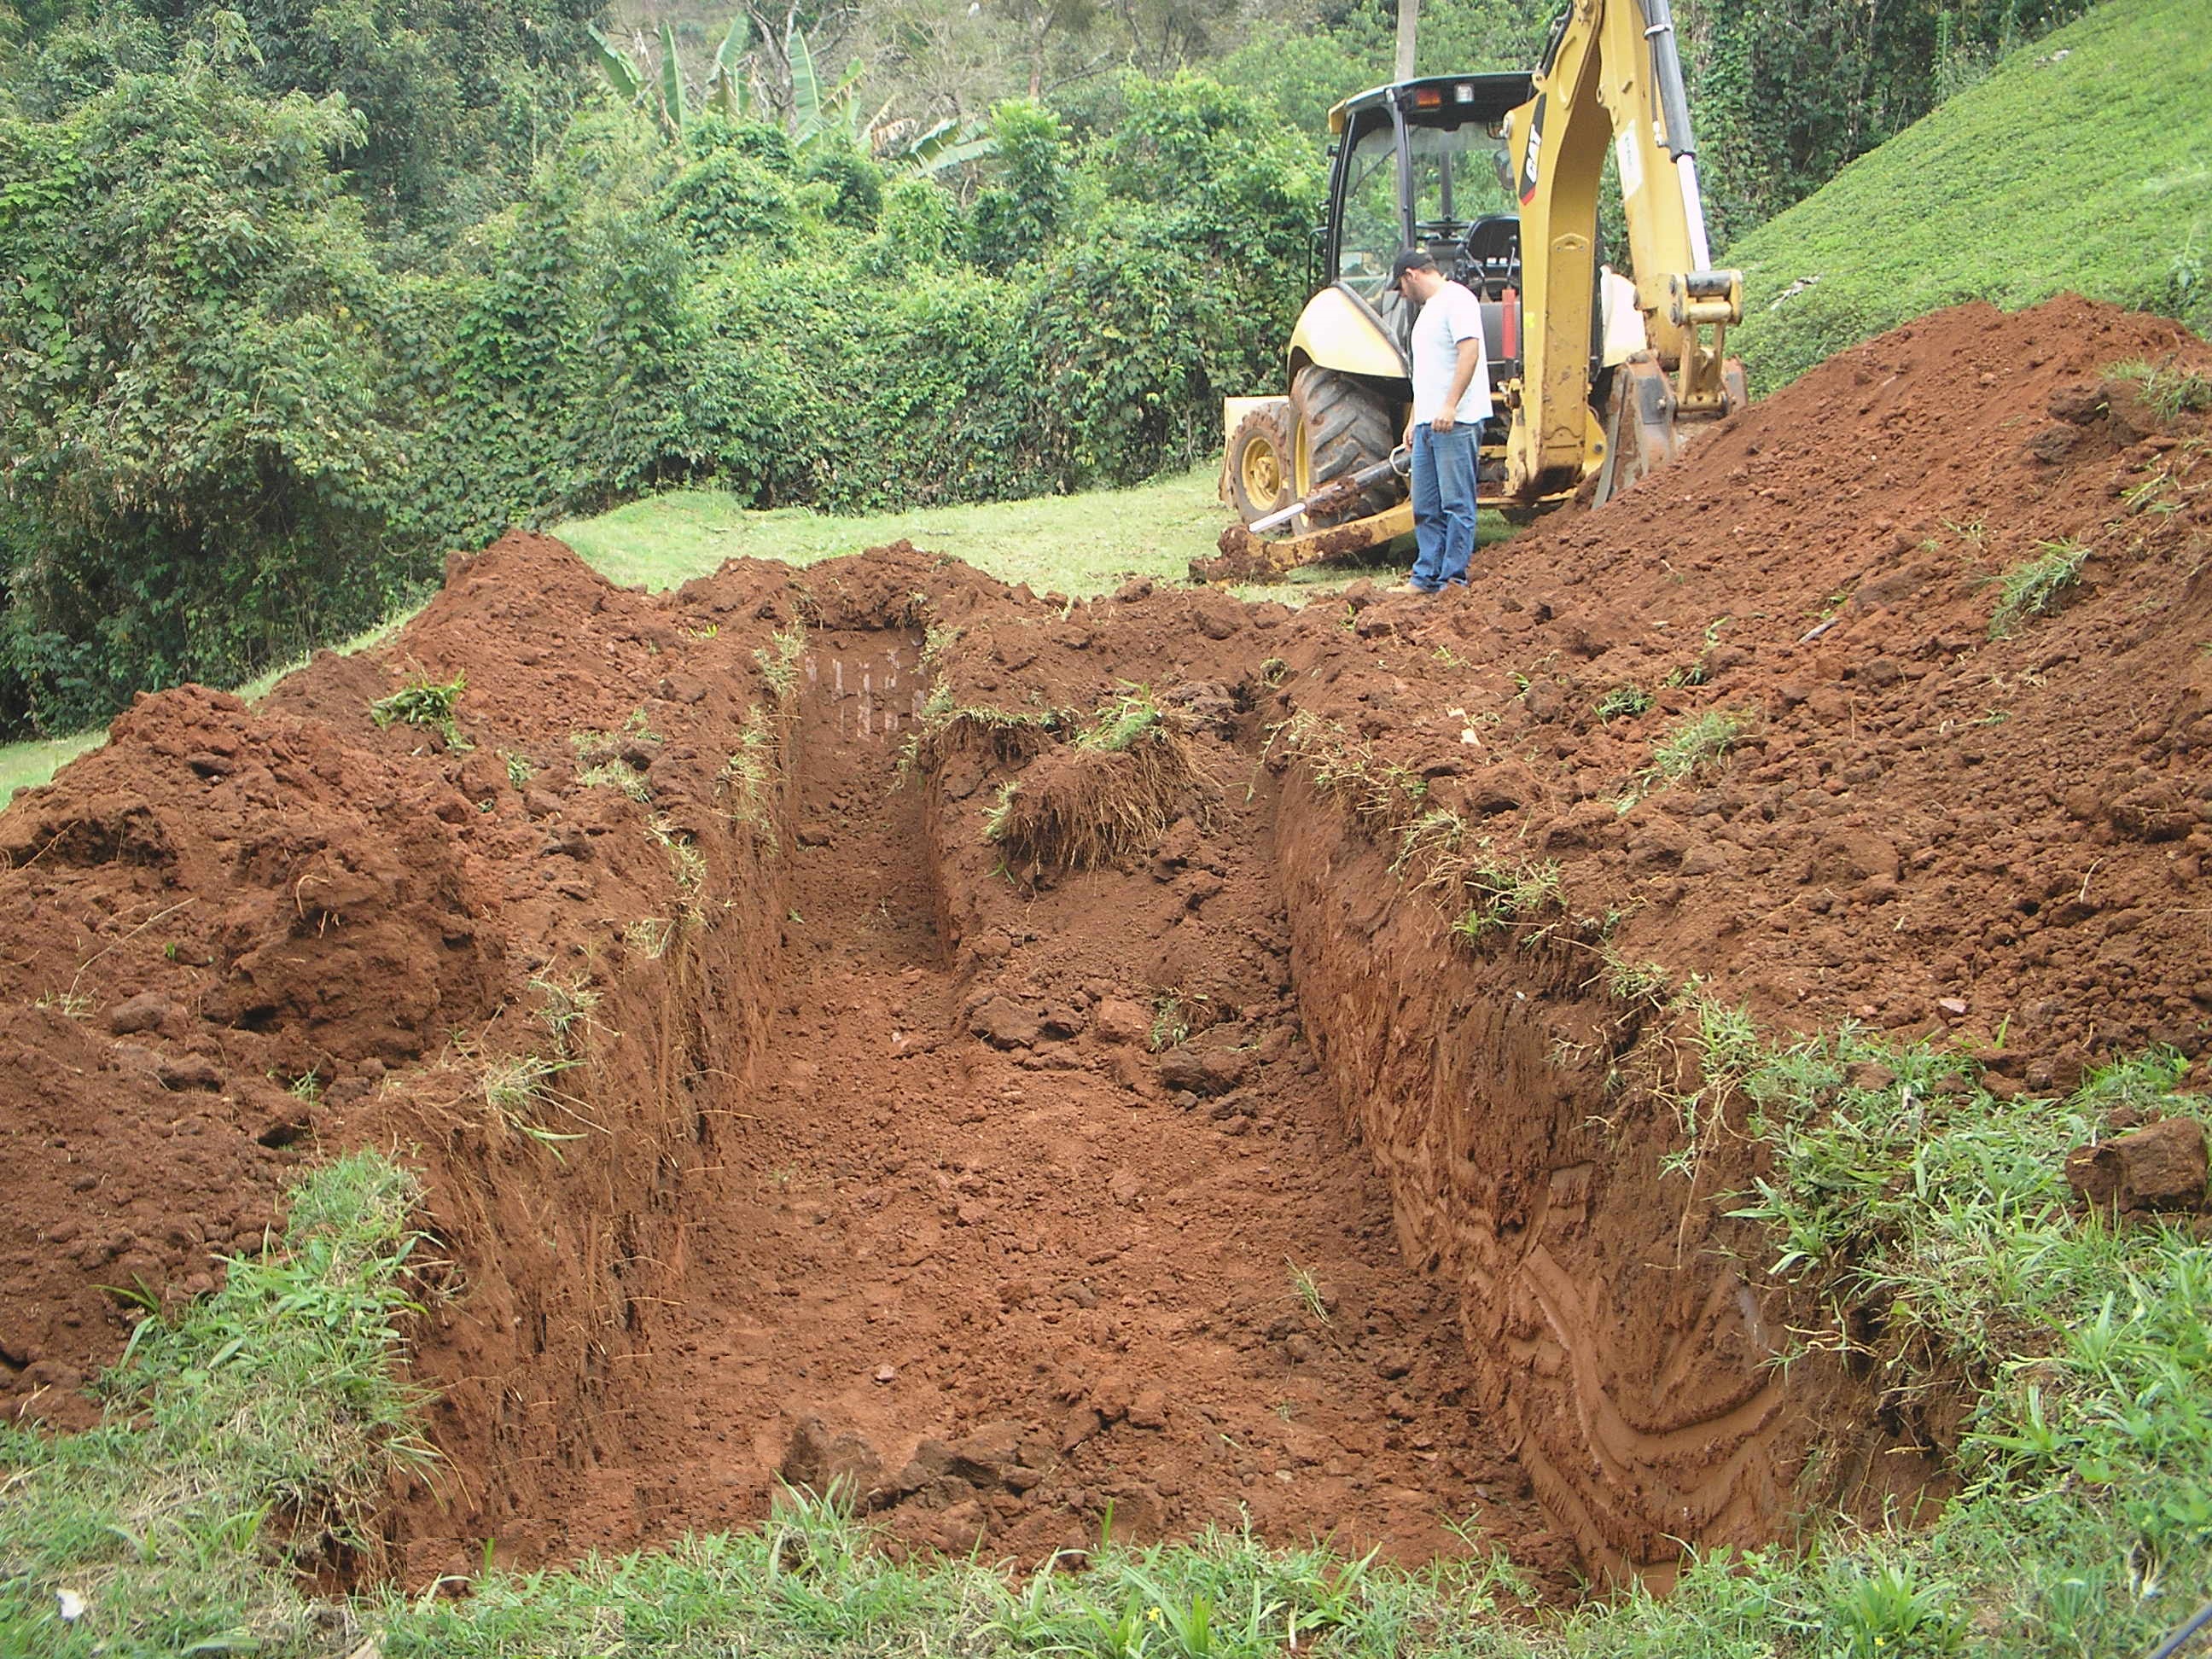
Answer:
[{"left": 2066, "top": 1117, "right": 2209, "bottom": 1214}]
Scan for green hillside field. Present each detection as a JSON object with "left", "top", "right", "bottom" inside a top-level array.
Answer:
[{"left": 1726, "top": 0, "right": 2212, "bottom": 392}]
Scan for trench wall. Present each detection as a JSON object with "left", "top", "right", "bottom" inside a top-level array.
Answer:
[
  {"left": 1270, "top": 770, "right": 1834, "bottom": 1579},
  {"left": 349, "top": 556, "right": 812, "bottom": 1575}
]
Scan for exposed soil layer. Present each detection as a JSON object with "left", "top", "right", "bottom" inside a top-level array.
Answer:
[{"left": 3, "top": 295, "right": 2209, "bottom": 1587}]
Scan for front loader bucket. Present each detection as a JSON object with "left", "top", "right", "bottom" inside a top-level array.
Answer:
[{"left": 1190, "top": 501, "right": 1414, "bottom": 584}]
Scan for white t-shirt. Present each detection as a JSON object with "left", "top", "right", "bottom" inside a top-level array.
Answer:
[{"left": 1409, "top": 280, "right": 1491, "bottom": 426}]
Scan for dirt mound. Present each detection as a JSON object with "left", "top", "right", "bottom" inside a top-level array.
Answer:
[
  {"left": 1288, "top": 294, "right": 2211, "bottom": 1079},
  {"left": 2, "top": 295, "right": 2206, "bottom": 1587}
]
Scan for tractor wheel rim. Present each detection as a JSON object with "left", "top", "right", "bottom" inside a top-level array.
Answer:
[{"left": 1243, "top": 441, "right": 1283, "bottom": 503}]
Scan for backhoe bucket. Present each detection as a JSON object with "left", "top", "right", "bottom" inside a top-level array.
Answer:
[{"left": 1593, "top": 356, "right": 1749, "bottom": 504}]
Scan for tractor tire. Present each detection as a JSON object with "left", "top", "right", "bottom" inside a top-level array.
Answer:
[
  {"left": 1291, "top": 365, "right": 1400, "bottom": 525},
  {"left": 1225, "top": 403, "right": 1296, "bottom": 525}
]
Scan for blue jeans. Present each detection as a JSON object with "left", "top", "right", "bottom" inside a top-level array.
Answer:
[{"left": 1409, "top": 422, "right": 1479, "bottom": 591}]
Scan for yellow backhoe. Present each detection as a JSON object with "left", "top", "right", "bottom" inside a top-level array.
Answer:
[{"left": 1204, "top": 0, "right": 1748, "bottom": 581}]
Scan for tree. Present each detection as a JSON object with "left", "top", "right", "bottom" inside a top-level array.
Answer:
[{"left": 0, "top": 36, "right": 422, "bottom": 731}]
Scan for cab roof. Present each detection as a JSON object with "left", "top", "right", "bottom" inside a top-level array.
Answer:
[{"left": 1326, "top": 73, "right": 1534, "bottom": 136}]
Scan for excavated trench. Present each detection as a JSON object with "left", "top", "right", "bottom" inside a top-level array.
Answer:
[{"left": 364, "top": 583, "right": 1917, "bottom": 1589}]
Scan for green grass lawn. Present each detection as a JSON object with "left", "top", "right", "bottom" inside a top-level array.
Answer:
[
  {"left": 551, "top": 463, "right": 1428, "bottom": 605},
  {"left": 1726, "top": 0, "right": 2212, "bottom": 392},
  {"left": 0, "top": 731, "right": 108, "bottom": 805},
  {"left": 556, "top": 464, "right": 1230, "bottom": 594}
]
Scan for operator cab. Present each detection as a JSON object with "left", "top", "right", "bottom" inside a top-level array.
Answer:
[{"left": 1324, "top": 74, "right": 1532, "bottom": 396}]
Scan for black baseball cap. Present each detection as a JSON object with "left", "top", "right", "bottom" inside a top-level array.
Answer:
[{"left": 1390, "top": 248, "right": 1437, "bottom": 283}]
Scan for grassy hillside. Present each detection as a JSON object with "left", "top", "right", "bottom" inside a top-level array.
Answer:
[{"left": 1726, "top": 0, "right": 2211, "bottom": 392}]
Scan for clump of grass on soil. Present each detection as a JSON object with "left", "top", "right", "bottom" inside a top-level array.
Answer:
[
  {"left": 369, "top": 672, "right": 469, "bottom": 750},
  {"left": 1592, "top": 683, "right": 1653, "bottom": 722},
  {"left": 1617, "top": 708, "right": 1749, "bottom": 811},
  {"left": 2110, "top": 355, "right": 2212, "bottom": 424},
  {"left": 1267, "top": 710, "right": 1433, "bottom": 830},
  {"left": 754, "top": 623, "right": 806, "bottom": 700},
  {"left": 1448, "top": 856, "right": 1565, "bottom": 946},
  {"left": 1989, "top": 538, "right": 2090, "bottom": 637},
  {"left": 0, "top": 1152, "right": 428, "bottom": 1657},
  {"left": 984, "top": 690, "right": 1211, "bottom": 870}
]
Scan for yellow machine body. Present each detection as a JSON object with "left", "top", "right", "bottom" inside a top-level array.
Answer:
[{"left": 1212, "top": 3, "right": 1748, "bottom": 577}]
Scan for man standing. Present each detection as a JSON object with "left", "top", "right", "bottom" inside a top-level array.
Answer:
[{"left": 1392, "top": 247, "right": 1489, "bottom": 593}]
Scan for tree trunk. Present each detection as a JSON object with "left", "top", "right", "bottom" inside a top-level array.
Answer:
[{"left": 1394, "top": 0, "right": 1419, "bottom": 82}]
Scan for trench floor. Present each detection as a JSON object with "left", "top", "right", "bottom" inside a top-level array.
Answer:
[{"left": 607, "top": 634, "right": 1560, "bottom": 1568}]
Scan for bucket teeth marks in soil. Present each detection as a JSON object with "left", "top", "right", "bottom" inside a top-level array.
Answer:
[{"left": 6, "top": 298, "right": 2212, "bottom": 1589}]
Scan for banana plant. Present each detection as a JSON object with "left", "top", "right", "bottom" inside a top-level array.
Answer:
[
  {"left": 704, "top": 11, "right": 752, "bottom": 119},
  {"left": 787, "top": 24, "right": 866, "bottom": 150},
  {"left": 586, "top": 9, "right": 991, "bottom": 172}
]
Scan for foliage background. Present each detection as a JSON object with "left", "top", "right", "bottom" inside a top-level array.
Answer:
[{"left": 0, "top": 0, "right": 2136, "bottom": 732}]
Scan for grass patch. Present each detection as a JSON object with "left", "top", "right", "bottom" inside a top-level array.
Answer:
[
  {"left": 0, "top": 731, "right": 105, "bottom": 805},
  {"left": 1448, "top": 856, "right": 1565, "bottom": 946},
  {"left": 717, "top": 705, "right": 779, "bottom": 837},
  {"left": 1989, "top": 539, "right": 2090, "bottom": 637},
  {"left": 0, "top": 1152, "right": 429, "bottom": 1657},
  {"left": 2112, "top": 355, "right": 2212, "bottom": 423},
  {"left": 552, "top": 464, "right": 1516, "bottom": 610},
  {"left": 553, "top": 466, "right": 1232, "bottom": 597},
  {"left": 480, "top": 1050, "right": 591, "bottom": 1149},
  {"left": 1713, "top": 1031, "right": 2212, "bottom": 1656},
  {"left": 1075, "top": 687, "right": 1167, "bottom": 754},
  {"left": 373, "top": 1497, "right": 1534, "bottom": 1659},
  {"left": 369, "top": 672, "right": 469, "bottom": 749},
  {"left": 754, "top": 622, "right": 806, "bottom": 700},
  {"left": 1592, "top": 683, "right": 1653, "bottom": 723},
  {"left": 1726, "top": 0, "right": 2212, "bottom": 393},
  {"left": 1148, "top": 992, "right": 1196, "bottom": 1053},
  {"left": 1285, "top": 1258, "right": 1332, "bottom": 1327},
  {"left": 1618, "top": 708, "right": 1749, "bottom": 810}
]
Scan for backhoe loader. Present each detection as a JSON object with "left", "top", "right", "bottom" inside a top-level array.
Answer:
[{"left": 1204, "top": 0, "right": 1748, "bottom": 581}]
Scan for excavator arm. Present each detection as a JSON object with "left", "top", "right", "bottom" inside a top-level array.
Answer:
[{"left": 1504, "top": 0, "right": 1745, "bottom": 500}]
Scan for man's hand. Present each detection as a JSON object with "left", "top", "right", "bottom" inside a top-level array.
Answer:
[{"left": 1431, "top": 410, "right": 1455, "bottom": 434}]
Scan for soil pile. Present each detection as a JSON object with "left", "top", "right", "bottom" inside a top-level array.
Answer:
[
  {"left": 1290, "top": 294, "right": 2212, "bottom": 1077},
  {"left": 1, "top": 294, "right": 2206, "bottom": 1588}
]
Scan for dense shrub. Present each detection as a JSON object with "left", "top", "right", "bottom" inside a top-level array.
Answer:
[{"left": 0, "top": 52, "right": 431, "bottom": 731}]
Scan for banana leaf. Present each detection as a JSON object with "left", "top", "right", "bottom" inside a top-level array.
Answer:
[
  {"left": 586, "top": 24, "right": 643, "bottom": 105},
  {"left": 706, "top": 11, "right": 752, "bottom": 119},
  {"left": 903, "top": 118, "right": 995, "bottom": 173},
  {"left": 658, "top": 19, "right": 688, "bottom": 134},
  {"left": 788, "top": 23, "right": 821, "bottom": 140},
  {"left": 912, "top": 133, "right": 996, "bottom": 175}
]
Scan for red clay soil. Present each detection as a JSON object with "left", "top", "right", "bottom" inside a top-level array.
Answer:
[{"left": 1, "top": 294, "right": 2208, "bottom": 1590}]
